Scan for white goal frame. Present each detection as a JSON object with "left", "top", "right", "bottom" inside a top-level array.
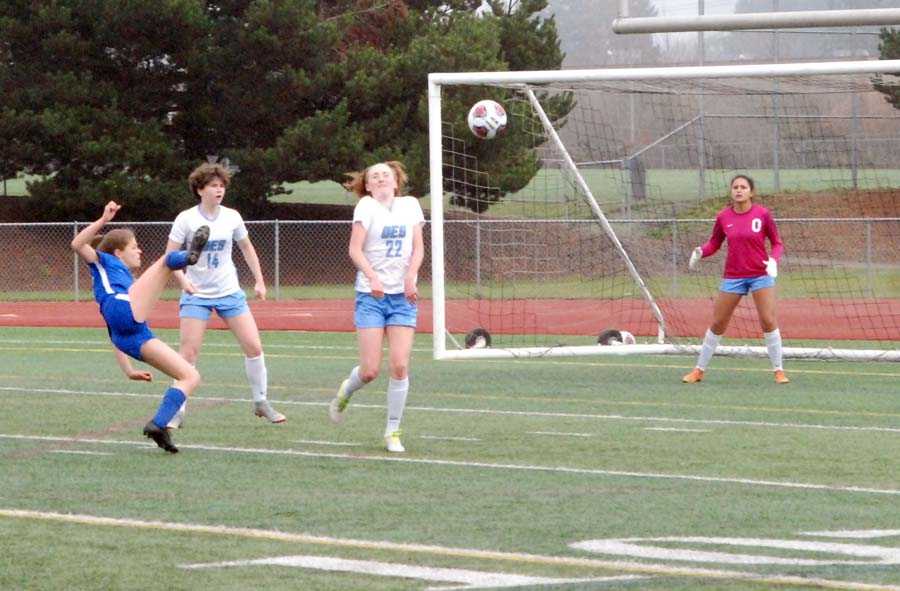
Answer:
[{"left": 427, "top": 60, "right": 900, "bottom": 361}]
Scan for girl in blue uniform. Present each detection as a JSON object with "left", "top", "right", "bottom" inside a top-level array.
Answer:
[{"left": 71, "top": 201, "right": 209, "bottom": 453}]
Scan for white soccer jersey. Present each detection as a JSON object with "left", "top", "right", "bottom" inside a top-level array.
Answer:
[
  {"left": 169, "top": 205, "right": 249, "bottom": 298},
  {"left": 353, "top": 196, "right": 425, "bottom": 294}
]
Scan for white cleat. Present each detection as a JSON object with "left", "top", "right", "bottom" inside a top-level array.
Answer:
[
  {"left": 253, "top": 400, "right": 286, "bottom": 424},
  {"left": 328, "top": 379, "right": 350, "bottom": 425},
  {"left": 384, "top": 430, "right": 405, "bottom": 453}
]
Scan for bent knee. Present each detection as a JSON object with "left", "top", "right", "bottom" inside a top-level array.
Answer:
[
  {"left": 359, "top": 367, "right": 380, "bottom": 383},
  {"left": 180, "top": 366, "right": 201, "bottom": 393}
]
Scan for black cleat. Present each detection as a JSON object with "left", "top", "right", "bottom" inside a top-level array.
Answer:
[
  {"left": 187, "top": 225, "right": 210, "bottom": 266},
  {"left": 143, "top": 420, "right": 179, "bottom": 453}
]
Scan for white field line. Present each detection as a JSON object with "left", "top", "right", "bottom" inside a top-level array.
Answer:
[
  {"left": 292, "top": 439, "right": 361, "bottom": 447},
  {"left": 803, "top": 531, "right": 900, "bottom": 539},
  {"left": 4, "top": 337, "right": 900, "bottom": 378},
  {"left": 1, "top": 508, "right": 898, "bottom": 591},
  {"left": 179, "top": 554, "right": 645, "bottom": 589},
  {"left": 49, "top": 450, "right": 113, "bottom": 456},
  {"left": 0, "top": 338, "right": 360, "bottom": 351},
  {"left": 2, "top": 433, "right": 899, "bottom": 497},
  {"left": 644, "top": 427, "right": 711, "bottom": 433},
  {"left": 528, "top": 431, "right": 595, "bottom": 437},
  {"left": 420, "top": 435, "right": 482, "bottom": 442},
  {"left": 3, "top": 385, "right": 899, "bottom": 435}
]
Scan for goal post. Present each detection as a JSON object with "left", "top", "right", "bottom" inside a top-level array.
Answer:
[{"left": 427, "top": 60, "right": 900, "bottom": 362}]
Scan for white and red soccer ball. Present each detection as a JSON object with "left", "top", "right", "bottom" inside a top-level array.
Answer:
[{"left": 467, "top": 99, "right": 507, "bottom": 139}]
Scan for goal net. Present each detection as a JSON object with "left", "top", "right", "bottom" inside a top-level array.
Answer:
[{"left": 427, "top": 61, "right": 900, "bottom": 361}]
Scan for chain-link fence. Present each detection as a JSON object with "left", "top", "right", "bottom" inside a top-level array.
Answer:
[{"left": 0, "top": 218, "right": 897, "bottom": 301}]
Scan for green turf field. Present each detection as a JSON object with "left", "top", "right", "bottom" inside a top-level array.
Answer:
[{"left": 1, "top": 326, "right": 899, "bottom": 590}]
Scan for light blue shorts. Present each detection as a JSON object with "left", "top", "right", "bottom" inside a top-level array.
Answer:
[
  {"left": 179, "top": 291, "right": 250, "bottom": 321},
  {"left": 354, "top": 292, "right": 417, "bottom": 329},
  {"left": 720, "top": 275, "right": 775, "bottom": 295}
]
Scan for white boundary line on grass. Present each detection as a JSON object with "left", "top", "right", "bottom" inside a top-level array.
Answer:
[
  {"left": 1, "top": 508, "right": 898, "bottom": 591},
  {"left": 3, "top": 337, "right": 900, "bottom": 378},
  {"left": 180, "top": 555, "right": 647, "bottom": 589},
  {"left": 3, "top": 385, "right": 900, "bottom": 434},
  {"left": 2, "top": 433, "right": 900, "bottom": 496}
]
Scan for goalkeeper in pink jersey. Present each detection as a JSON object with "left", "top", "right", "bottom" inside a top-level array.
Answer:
[{"left": 683, "top": 175, "right": 790, "bottom": 385}]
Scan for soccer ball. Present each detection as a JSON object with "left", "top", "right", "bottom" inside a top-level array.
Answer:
[
  {"left": 597, "top": 329, "right": 637, "bottom": 346},
  {"left": 467, "top": 99, "right": 507, "bottom": 139}
]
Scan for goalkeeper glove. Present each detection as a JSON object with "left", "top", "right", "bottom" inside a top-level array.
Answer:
[
  {"left": 764, "top": 257, "right": 778, "bottom": 278},
  {"left": 688, "top": 247, "right": 702, "bottom": 270}
]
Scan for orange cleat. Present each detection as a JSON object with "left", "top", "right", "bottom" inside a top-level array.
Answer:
[
  {"left": 682, "top": 368, "right": 704, "bottom": 383},
  {"left": 774, "top": 370, "right": 790, "bottom": 384}
]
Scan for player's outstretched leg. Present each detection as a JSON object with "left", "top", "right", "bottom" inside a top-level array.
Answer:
[
  {"left": 164, "top": 225, "right": 211, "bottom": 269},
  {"left": 130, "top": 226, "right": 210, "bottom": 323}
]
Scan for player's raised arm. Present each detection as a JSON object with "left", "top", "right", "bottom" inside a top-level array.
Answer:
[{"left": 71, "top": 201, "right": 121, "bottom": 264}]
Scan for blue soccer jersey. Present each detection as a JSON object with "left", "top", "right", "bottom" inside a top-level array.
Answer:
[{"left": 89, "top": 251, "right": 134, "bottom": 305}]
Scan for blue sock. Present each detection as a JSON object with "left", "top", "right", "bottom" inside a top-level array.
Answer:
[
  {"left": 165, "top": 251, "right": 189, "bottom": 270},
  {"left": 152, "top": 387, "right": 187, "bottom": 428}
]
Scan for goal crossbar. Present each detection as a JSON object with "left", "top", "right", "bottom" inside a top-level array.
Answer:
[{"left": 428, "top": 60, "right": 900, "bottom": 87}]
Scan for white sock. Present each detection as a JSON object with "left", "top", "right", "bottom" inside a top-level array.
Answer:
[
  {"left": 344, "top": 365, "right": 365, "bottom": 398},
  {"left": 696, "top": 329, "right": 721, "bottom": 370},
  {"left": 764, "top": 328, "right": 784, "bottom": 371},
  {"left": 385, "top": 376, "right": 409, "bottom": 434},
  {"left": 167, "top": 401, "right": 187, "bottom": 429},
  {"left": 167, "top": 363, "right": 193, "bottom": 428},
  {"left": 245, "top": 354, "right": 268, "bottom": 402}
]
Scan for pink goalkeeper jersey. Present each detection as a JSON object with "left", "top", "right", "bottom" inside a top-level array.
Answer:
[{"left": 700, "top": 203, "right": 785, "bottom": 279}]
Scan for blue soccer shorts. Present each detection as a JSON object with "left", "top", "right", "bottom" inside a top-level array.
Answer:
[
  {"left": 101, "top": 295, "right": 155, "bottom": 360},
  {"left": 354, "top": 292, "right": 417, "bottom": 329},
  {"left": 179, "top": 291, "right": 250, "bottom": 321},
  {"left": 720, "top": 274, "right": 775, "bottom": 295}
]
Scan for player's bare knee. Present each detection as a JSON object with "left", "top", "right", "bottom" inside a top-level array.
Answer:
[
  {"left": 761, "top": 318, "right": 778, "bottom": 333},
  {"left": 389, "top": 363, "right": 408, "bottom": 380},
  {"left": 180, "top": 345, "right": 199, "bottom": 364},
  {"left": 359, "top": 367, "right": 379, "bottom": 383},
  {"left": 243, "top": 344, "right": 263, "bottom": 358},
  {"left": 179, "top": 366, "right": 201, "bottom": 393}
]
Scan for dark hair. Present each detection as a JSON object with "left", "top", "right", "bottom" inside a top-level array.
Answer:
[
  {"left": 188, "top": 163, "right": 231, "bottom": 198},
  {"left": 343, "top": 161, "right": 408, "bottom": 198},
  {"left": 730, "top": 174, "right": 755, "bottom": 192},
  {"left": 92, "top": 228, "right": 136, "bottom": 254}
]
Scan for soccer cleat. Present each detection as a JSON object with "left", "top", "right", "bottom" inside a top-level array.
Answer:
[
  {"left": 384, "top": 430, "right": 405, "bottom": 453},
  {"left": 682, "top": 368, "right": 704, "bottom": 383},
  {"left": 253, "top": 400, "right": 286, "bottom": 423},
  {"left": 774, "top": 370, "right": 790, "bottom": 384},
  {"left": 186, "top": 225, "right": 210, "bottom": 265},
  {"left": 143, "top": 420, "right": 178, "bottom": 453},
  {"left": 328, "top": 379, "right": 351, "bottom": 425}
]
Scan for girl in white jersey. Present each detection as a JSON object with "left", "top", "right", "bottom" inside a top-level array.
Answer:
[
  {"left": 328, "top": 161, "right": 425, "bottom": 453},
  {"left": 164, "top": 162, "right": 285, "bottom": 426}
]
